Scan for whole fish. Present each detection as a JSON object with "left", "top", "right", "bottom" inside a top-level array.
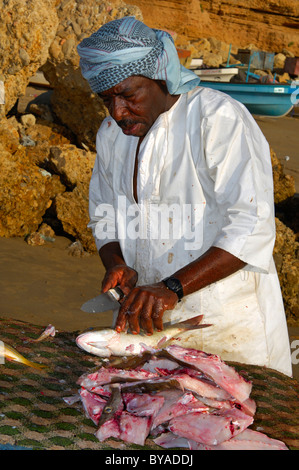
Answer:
[
  {"left": 28, "top": 324, "right": 57, "bottom": 343},
  {"left": 1, "top": 343, "right": 47, "bottom": 370},
  {"left": 76, "top": 315, "right": 211, "bottom": 358}
]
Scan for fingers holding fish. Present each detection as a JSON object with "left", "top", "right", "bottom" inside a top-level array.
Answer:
[
  {"left": 115, "top": 282, "right": 178, "bottom": 335},
  {"left": 115, "top": 287, "right": 146, "bottom": 334}
]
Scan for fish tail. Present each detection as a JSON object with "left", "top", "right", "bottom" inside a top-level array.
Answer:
[
  {"left": 23, "top": 359, "right": 48, "bottom": 370},
  {"left": 168, "top": 315, "right": 204, "bottom": 331},
  {"left": 4, "top": 344, "right": 48, "bottom": 370}
]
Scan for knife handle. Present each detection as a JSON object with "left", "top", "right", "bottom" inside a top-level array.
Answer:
[{"left": 107, "top": 286, "right": 124, "bottom": 303}]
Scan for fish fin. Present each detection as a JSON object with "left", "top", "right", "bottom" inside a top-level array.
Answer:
[
  {"left": 164, "top": 315, "right": 205, "bottom": 331},
  {"left": 24, "top": 360, "right": 48, "bottom": 370},
  {"left": 156, "top": 336, "right": 169, "bottom": 348}
]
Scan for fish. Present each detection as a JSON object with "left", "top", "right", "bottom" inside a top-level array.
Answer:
[
  {"left": 79, "top": 388, "right": 107, "bottom": 426},
  {"left": 1, "top": 343, "right": 48, "bottom": 370},
  {"left": 93, "top": 384, "right": 152, "bottom": 446},
  {"left": 165, "top": 344, "right": 252, "bottom": 403},
  {"left": 76, "top": 315, "right": 211, "bottom": 358},
  {"left": 168, "top": 407, "right": 254, "bottom": 446},
  {"left": 154, "top": 429, "right": 289, "bottom": 450},
  {"left": 71, "top": 344, "right": 289, "bottom": 450},
  {"left": 97, "top": 384, "right": 123, "bottom": 427},
  {"left": 28, "top": 324, "right": 56, "bottom": 343}
]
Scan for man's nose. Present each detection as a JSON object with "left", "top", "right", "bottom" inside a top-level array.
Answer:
[{"left": 109, "top": 96, "right": 129, "bottom": 121}]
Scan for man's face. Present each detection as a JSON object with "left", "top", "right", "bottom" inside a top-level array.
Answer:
[{"left": 98, "top": 76, "right": 171, "bottom": 137}]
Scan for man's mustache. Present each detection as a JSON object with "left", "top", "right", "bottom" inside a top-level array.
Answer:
[{"left": 116, "top": 119, "right": 139, "bottom": 129}]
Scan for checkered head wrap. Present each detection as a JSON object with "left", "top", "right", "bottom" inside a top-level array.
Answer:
[{"left": 77, "top": 16, "right": 200, "bottom": 94}]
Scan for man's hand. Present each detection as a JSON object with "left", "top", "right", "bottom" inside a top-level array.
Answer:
[
  {"left": 102, "top": 265, "right": 138, "bottom": 297},
  {"left": 115, "top": 282, "right": 178, "bottom": 335}
]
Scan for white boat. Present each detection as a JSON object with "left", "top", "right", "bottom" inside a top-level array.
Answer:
[
  {"left": 193, "top": 67, "right": 239, "bottom": 82},
  {"left": 189, "top": 58, "right": 203, "bottom": 69}
]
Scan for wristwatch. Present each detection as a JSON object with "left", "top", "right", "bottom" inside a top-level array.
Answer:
[{"left": 162, "top": 276, "right": 184, "bottom": 302}]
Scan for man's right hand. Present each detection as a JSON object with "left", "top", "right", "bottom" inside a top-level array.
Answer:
[{"left": 101, "top": 264, "right": 138, "bottom": 297}]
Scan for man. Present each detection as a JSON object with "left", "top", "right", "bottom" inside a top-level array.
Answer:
[{"left": 77, "top": 17, "right": 292, "bottom": 376}]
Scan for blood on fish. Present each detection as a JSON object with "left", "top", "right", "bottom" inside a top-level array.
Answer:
[{"left": 73, "top": 345, "right": 288, "bottom": 450}]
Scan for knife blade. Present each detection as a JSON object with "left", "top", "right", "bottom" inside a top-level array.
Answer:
[{"left": 81, "top": 287, "right": 124, "bottom": 313}]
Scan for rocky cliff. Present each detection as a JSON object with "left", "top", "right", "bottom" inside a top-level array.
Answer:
[{"left": 131, "top": 0, "right": 299, "bottom": 55}]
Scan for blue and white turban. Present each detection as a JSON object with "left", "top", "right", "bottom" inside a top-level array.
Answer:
[{"left": 77, "top": 16, "right": 200, "bottom": 95}]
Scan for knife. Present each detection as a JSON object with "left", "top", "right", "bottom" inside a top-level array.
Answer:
[{"left": 81, "top": 287, "right": 124, "bottom": 313}]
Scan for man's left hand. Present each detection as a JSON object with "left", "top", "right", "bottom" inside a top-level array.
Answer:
[{"left": 115, "top": 282, "right": 178, "bottom": 335}]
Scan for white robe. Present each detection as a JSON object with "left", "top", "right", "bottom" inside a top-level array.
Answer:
[{"left": 89, "top": 86, "right": 292, "bottom": 377}]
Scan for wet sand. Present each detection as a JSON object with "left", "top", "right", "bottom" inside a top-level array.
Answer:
[{"left": 0, "top": 114, "right": 298, "bottom": 378}]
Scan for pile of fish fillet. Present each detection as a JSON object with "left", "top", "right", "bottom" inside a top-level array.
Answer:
[{"left": 72, "top": 345, "right": 288, "bottom": 450}]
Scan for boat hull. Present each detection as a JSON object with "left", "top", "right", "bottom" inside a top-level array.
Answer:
[
  {"left": 193, "top": 68, "right": 239, "bottom": 82},
  {"left": 199, "top": 82, "right": 297, "bottom": 117}
]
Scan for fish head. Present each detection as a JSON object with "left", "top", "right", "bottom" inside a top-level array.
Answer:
[{"left": 76, "top": 329, "right": 119, "bottom": 357}]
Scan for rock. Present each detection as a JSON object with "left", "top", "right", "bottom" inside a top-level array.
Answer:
[
  {"left": 274, "top": 53, "right": 286, "bottom": 69},
  {"left": 274, "top": 218, "right": 299, "bottom": 324},
  {"left": 271, "top": 148, "right": 296, "bottom": 204},
  {"left": 0, "top": 147, "right": 65, "bottom": 238},
  {"left": 131, "top": 0, "right": 299, "bottom": 56},
  {"left": 0, "top": 0, "right": 59, "bottom": 118},
  {"left": 0, "top": 117, "right": 66, "bottom": 237},
  {"left": 43, "top": 143, "right": 96, "bottom": 252},
  {"left": 191, "top": 38, "right": 211, "bottom": 55},
  {"left": 207, "top": 37, "right": 231, "bottom": 63},
  {"left": 29, "top": 103, "right": 54, "bottom": 122},
  {"left": 67, "top": 240, "right": 90, "bottom": 257},
  {"left": 42, "top": 0, "right": 144, "bottom": 150},
  {"left": 281, "top": 48, "right": 295, "bottom": 58},
  {"left": 20, "top": 114, "right": 36, "bottom": 128},
  {"left": 47, "top": 144, "right": 96, "bottom": 189},
  {"left": 201, "top": 51, "right": 223, "bottom": 68},
  {"left": 55, "top": 186, "right": 97, "bottom": 253},
  {"left": 277, "top": 72, "right": 291, "bottom": 83},
  {"left": 26, "top": 232, "right": 46, "bottom": 246},
  {"left": 38, "top": 223, "right": 56, "bottom": 241},
  {"left": 25, "top": 223, "right": 56, "bottom": 245},
  {"left": 25, "top": 121, "right": 72, "bottom": 166}
]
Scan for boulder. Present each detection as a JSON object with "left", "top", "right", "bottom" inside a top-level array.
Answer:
[
  {"left": 0, "top": 119, "right": 65, "bottom": 238},
  {"left": 271, "top": 148, "right": 296, "bottom": 204},
  {"left": 25, "top": 120, "right": 73, "bottom": 166},
  {"left": 274, "top": 53, "right": 286, "bottom": 70},
  {"left": 0, "top": 0, "right": 58, "bottom": 118},
  {"left": 42, "top": 0, "right": 143, "bottom": 150},
  {"left": 55, "top": 185, "right": 97, "bottom": 253},
  {"left": 274, "top": 218, "right": 299, "bottom": 324},
  {"left": 44, "top": 143, "right": 97, "bottom": 253},
  {"left": 47, "top": 144, "right": 96, "bottom": 189}
]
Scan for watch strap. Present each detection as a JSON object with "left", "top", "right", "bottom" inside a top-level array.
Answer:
[{"left": 162, "top": 276, "right": 184, "bottom": 302}]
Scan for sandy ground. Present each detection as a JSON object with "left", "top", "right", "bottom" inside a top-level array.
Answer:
[{"left": 0, "top": 114, "right": 298, "bottom": 378}]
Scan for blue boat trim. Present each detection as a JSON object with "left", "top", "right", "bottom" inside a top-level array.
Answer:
[{"left": 199, "top": 82, "right": 298, "bottom": 117}]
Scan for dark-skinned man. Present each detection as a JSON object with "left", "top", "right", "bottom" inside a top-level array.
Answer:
[{"left": 77, "top": 17, "right": 292, "bottom": 376}]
